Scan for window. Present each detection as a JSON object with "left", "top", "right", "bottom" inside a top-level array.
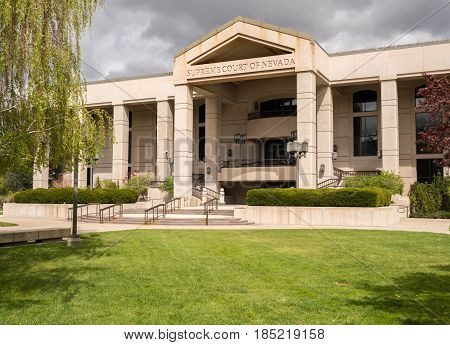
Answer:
[
  {"left": 353, "top": 90, "right": 377, "bottom": 112},
  {"left": 415, "top": 85, "right": 425, "bottom": 108},
  {"left": 417, "top": 159, "right": 443, "bottom": 183},
  {"left": 199, "top": 104, "right": 205, "bottom": 124},
  {"left": 353, "top": 116, "right": 378, "bottom": 156},
  {"left": 198, "top": 126, "right": 205, "bottom": 161},
  {"left": 250, "top": 98, "right": 296, "bottom": 120},
  {"left": 128, "top": 131, "right": 132, "bottom": 164}
]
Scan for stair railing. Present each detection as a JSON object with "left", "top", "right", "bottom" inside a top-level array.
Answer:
[
  {"left": 144, "top": 203, "right": 166, "bottom": 224},
  {"left": 203, "top": 186, "right": 220, "bottom": 199},
  {"left": 99, "top": 204, "right": 123, "bottom": 224},
  {"left": 67, "top": 203, "right": 100, "bottom": 221},
  {"left": 204, "top": 198, "right": 219, "bottom": 225},
  {"left": 164, "top": 197, "right": 182, "bottom": 214},
  {"left": 192, "top": 186, "right": 202, "bottom": 200}
]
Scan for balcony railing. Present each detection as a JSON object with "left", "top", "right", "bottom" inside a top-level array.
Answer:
[
  {"left": 248, "top": 109, "right": 296, "bottom": 120},
  {"left": 221, "top": 158, "right": 296, "bottom": 168}
]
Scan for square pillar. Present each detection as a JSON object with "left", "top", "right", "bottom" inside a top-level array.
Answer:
[
  {"left": 297, "top": 71, "right": 317, "bottom": 189},
  {"left": 156, "top": 100, "right": 174, "bottom": 181},
  {"left": 112, "top": 105, "right": 129, "bottom": 185},
  {"left": 204, "top": 97, "right": 221, "bottom": 191},
  {"left": 317, "top": 86, "right": 334, "bottom": 180},
  {"left": 380, "top": 79, "right": 400, "bottom": 173},
  {"left": 174, "top": 84, "right": 194, "bottom": 198},
  {"left": 33, "top": 168, "right": 49, "bottom": 189}
]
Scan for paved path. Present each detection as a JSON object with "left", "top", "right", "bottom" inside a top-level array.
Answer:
[{"left": 1, "top": 216, "right": 448, "bottom": 234}]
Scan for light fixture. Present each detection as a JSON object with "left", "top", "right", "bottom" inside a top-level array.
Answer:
[
  {"left": 301, "top": 141, "right": 309, "bottom": 155},
  {"left": 227, "top": 149, "right": 232, "bottom": 157},
  {"left": 377, "top": 150, "right": 382, "bottom": 159},
  {"left": 332, "top": 145, "right": 338, "bottom": 160},
  {"left": 206, "top": 167, "right": 211, "bottom": 175},
  {"left": 320, "top": 164, "right": 325, "bottom": 173},
  {"left": 290, "top": 130, "right": 297, "bottom": 142}
]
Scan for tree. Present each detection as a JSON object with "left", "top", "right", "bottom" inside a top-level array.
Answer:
[
  {"left": 416, "top": 74, "right": 450, "bottom": 167},
  {"left": 0, "top": 1, "right": 113, "bottom": 243}
]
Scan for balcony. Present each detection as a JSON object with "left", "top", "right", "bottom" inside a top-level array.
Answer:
[{"left": 219, "top": 159, "right": 295, "bottom": 182}]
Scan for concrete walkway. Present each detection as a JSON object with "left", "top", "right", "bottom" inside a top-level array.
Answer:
[{"left": 0, "top": 215, "right": 449, "bottom": 234}]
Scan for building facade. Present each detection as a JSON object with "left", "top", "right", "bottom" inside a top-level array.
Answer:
[{"left": 33, "top": 17, "right": 450, "bottom": 203}]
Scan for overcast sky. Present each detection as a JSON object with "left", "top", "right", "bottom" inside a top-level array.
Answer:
[{"left": 80, "top": 0, "right": 450, "bottom": 81}]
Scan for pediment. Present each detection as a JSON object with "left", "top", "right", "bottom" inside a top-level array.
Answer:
[{"left": 191, "top": 35, "right": 293, "bottom": 65}]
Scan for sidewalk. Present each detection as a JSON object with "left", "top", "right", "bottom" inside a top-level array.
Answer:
[{"left": 1, "top": 216, "right": 448, "bottom": 234}]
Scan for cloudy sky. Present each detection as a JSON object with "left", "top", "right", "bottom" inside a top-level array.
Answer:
[{"left": 80, "top": 0, "right": 450, "bottom": 81}]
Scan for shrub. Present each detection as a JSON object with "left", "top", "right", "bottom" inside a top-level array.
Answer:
[
  {"left": 13, "top": 188, "right": 139, "bottom": 204},
  {"left": 159, "top": 176, "right": 174, "bottom": 195},
  {"left": 408, "top": 182, "right": 442, "bottom": 214},
  {"left": 99, "top": 179, "right": 119, "bottom": 189},
  {"left": 246, "top": 187, "right": 391, "bottom": 207},
  {"left": 431, "top": 174, "right": 450, "bottom": 211},
  {"left": 345, "top": 171, "right": 404, "bottom": 195},
  {"left": 123, "top": 172, "right": 155, "bottom": 195}
]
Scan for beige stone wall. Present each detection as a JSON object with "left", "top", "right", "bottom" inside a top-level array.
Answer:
[{"left": 131, "top": 108, "right": 157, "bottom": 174}]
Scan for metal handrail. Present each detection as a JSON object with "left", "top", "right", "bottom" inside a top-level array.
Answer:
[
  {"left": 317, "top": 178, "right": 340, "bottom": 189},
  {"left": 164, "top": 197, "right": 182, "bottom": 214},
  {"left": 99, "top": 204, "right": 123, "bottom": 224},
  {"left": 203, "top": 186, "right": 220, "bottom": 199},
  {"left": 334, "top": 167, "right": 381, "bottom": 178},
  {"left": 192, "top": 186, "right": 202, "bottom": 200},
  {"left": 203, "top": 198, "right": 219, "bottom": 225},
  {"left": 67, "top": 203, "right": 100, "bottom": 221},
  {"left": 221, "top": 158, "right": 296, "bottom": 168},
  {"left": 144, "top": 203, "right": 165, "bottom": 224}
]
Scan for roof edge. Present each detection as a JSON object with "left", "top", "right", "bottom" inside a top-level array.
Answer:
[
  {"left": 173, "top": 16, "right": 315, "bottom": 60},
  {"left": 86, "top": 71, "right": 173, "bottom": 85}
]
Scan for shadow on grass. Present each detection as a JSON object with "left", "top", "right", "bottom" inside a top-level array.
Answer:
[
  {"left": 352, "top": 265, "right": 450, "bottom": 324},
  {"left": 0, "top": 235, "right": 110, "bottom": 320}
]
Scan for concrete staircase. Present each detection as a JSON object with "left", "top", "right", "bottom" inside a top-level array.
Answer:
[{"left": 78, "top": 206, "right": 252, "bottom": 226}]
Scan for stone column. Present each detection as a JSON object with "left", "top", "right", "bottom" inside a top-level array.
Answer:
[
  {"left": 156, "top": 100, "right": 174, "bottom": 181},
  {"left": 380, "top": 78, "right": 400, "bottom": 173},
  {"left": 174, "top": 84, "right": 194, "bottom": 198},
  {"left": 112, "top": 104, "right": 129, "bottom": 185},
  {"left": 33, "top": 168, "right": 49, "bottom": 189},
  {"left": 297, "top": 71, "right": 317, "bottom": 189},
  {"left": 316, "top": 86, "right": 334, "bottom": 180},
  {"left": 204, "top": 97, "right": 221, "bottom": 191}
]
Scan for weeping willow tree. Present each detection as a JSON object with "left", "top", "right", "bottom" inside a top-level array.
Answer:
[
  {"left": 0, "top": 0, "right": 111, "bottom": 174},
  {"left": 0, "top": 0, "right": 113, "bottom": 242}
]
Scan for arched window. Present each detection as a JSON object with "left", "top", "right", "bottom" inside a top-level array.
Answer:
[
  {"left": 415, "top": 85, "right": 426, "bottom": 108},
  {"left": 353, "top": 90, "right": 377, "bottom": 112}
]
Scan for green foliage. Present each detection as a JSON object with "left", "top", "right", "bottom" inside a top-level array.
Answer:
[
  {"left": 345, "top": 171, "right": 405, "bottom": 195},
  {"left": 247, "top": 187, "right": 391, "bottom": 207},
  {"left": 159, "top": 176, "right": 174, "bottom": 195},
  {"left": 0, "top": 0, "right": 110, "bottom": 175},
  {"left": 0, "top": 171, "right": 33, "bottom": 195},
  {"left": 410, "top": 210, "right": 450, "bottom": 219},
  {"left": 123, "top": 173, "right": 155, "bottom": 195},
  {"left": 99, "top": 179, "right": 119, "bottom": 189},
  {"left": 94, "top": 176, "right": 101, "bottom": 189},
  {"left": 13, "top": 188, "right": 139, "bottom": 204},
  {"left": 0, "top": 178, "right": 7, "bottom": 196},
  {"left": 431, "top": 175, "right": 450, "bottom": 211},
  {"left": 409, "top": 183, "right": 442, "bottom": 214}
]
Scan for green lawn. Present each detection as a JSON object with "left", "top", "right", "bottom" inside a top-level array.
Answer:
[
  {"left": 0, "top": 229, "right": 448, "bottom": 325},
  {"left": 0, "top": 221, "right": 17, "bottom": 227}
]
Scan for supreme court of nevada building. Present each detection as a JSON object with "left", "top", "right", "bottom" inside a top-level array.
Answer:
[{"left": 33, "top": 17, "right": 450, "bottom": 204}]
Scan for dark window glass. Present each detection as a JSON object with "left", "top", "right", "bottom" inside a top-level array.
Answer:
[
  {"left": 199, "top": 104, "right": 205, "bottom": 124},
  {"left": 128, "top": 131, "right": 132, "bottom": 164},
  {"left": 86, "top": 167, "right": 91, "bottom": 188},
  {"left": 128, "top": 111, "right": 133, "bottom": 128},
  {"left": 257, "top": 98, "right": 296, "bottom": 118},
  {"left": 417, "top": 159, "right": 443, "bottom": 183},
  {"left": 353, "top": 90, "right": 377, "bottom": 112},
  {"left": 264, "top": 139, "right": 287, "bottom": 161},
  {"left": 127, "top": 166, "right": 132, "bottom": 180},
  {"left": 415, "top": 85, "right": 426, "bottom": 108},
  {"left": 198, "top": 126, "right": 205, "bottom": 161},
  {"left": 353, "top": 116, "right": 378, "bottom": 156},
  {"left": 415, "top": 112, "right": 440, "bottom": 154}
]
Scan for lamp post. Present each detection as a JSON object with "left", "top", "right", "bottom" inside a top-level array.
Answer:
[
  {"left": 234, "top": 133, "right": 247, "bottom": 167},
  {"left": 90, "top": 154, "right": 99, "bottom": 190},
  {"left": 287, "top": 136, "right": 309, "bottom": 188}
]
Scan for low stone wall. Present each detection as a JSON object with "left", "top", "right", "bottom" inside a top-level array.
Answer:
[
  {"left": 234, "top": 205, "right": 407, "bottom": 227},
  {"left": 0, "top": 227, "right": 71, "bottom": 244}
]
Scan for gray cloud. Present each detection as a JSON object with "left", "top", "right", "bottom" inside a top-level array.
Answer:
[{"left": 81, "top": 0, "right": 450, "bottom": 81}]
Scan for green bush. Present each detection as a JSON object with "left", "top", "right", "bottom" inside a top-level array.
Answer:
[
  {"left": 99, "top": 179, "right": 119, "bottom": 189},
  {"left": 410, "top": 210, "right": 450, "bottom": 219},
  {"left": 345, "top": 171, "right": 404, "bottom": 195},
  {"left": 246, "top": 187, "right": 391, "bottom": 207},
  {"left": 13, "top": 188, "right": 139, "bottom": 204},
  {"left": 431, "top": 175, "right": 450, "bottom": 211},
  {"left": 159, "top": 176, "right": 174, "bottom": 195},
  {"left": 408, "top": 182, "right": 442, "bottom": 215},
  {"left": 123, "top": 173, "right": 155, "bottom": 195}
]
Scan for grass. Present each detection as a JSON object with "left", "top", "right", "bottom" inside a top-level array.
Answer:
[
  {"left": 0, "top": 221, "right": 17, "bottom": 227},
  {"left": 0, "top": 229, "right": 449, "bottom": 325}
]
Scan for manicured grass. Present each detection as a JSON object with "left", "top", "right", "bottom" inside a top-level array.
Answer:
[
  {"left": 0, "top": 221, "right": 17, "bottom": 227},
  {"left": 0, "top": 229, "right": 448, "bottom": 325}
]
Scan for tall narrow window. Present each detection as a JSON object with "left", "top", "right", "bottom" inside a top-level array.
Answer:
[
  {"left": 415, "top": 85, "right": 425, "bottom": 108},
  {"left": 198, "top": 105, "right": 205, "bottom": 161},
  {"left": 353, "top": 90, "right": 377, "bottom": 112},
  {"left": 353, "top": 116, "right": 378, "bottom": 156}
]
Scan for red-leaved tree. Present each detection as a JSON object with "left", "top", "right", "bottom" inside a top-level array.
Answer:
[{"left": 416, "top": 74, "right": 450, "bottom": 167}]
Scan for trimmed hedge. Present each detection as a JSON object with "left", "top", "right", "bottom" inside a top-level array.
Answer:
[
  {"left": 247, "top": 187, "right": 391, "bottom": 207},
  {"left": 409, "top": 182, "right": 442, "bottom": 215},
  {"left": 13, "top": 188, "right": 139, "bottom": 204},
  {"left": 345, "top": 171, "right": 404, "bottom": 195}
]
